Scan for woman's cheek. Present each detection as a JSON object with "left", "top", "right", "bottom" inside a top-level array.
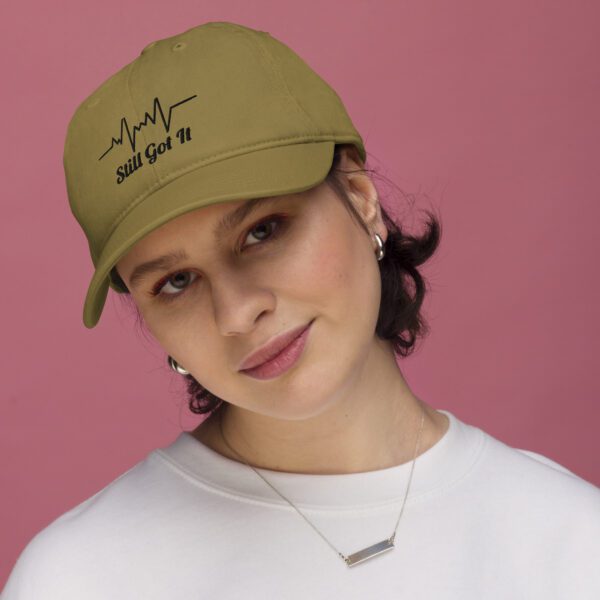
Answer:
[{"left": 290, "top": 223, "right": 347, "bottom": 294}]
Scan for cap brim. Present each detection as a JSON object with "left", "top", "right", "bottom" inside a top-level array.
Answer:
[{"left": 82, "top": 140, "right": 336, "bottom": 328}]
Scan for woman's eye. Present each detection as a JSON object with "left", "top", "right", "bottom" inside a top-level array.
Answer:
[
  {"left": 150, "top": 215, "right": 288, "bottom": 301},
  {"left": 154, "top": 271, "right": 198, "bottom": 297},
  {"left": 243, "top": 217, "right": 281, "bottom": 248}
]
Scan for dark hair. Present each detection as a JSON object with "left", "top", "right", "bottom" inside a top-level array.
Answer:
[{"left": 110, "top": 143, "right": 442, "bottom": 417}]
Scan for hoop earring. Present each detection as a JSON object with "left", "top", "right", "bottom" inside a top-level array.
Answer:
[
  {"left": 373, "top": 233, "right": 385, "bottom": 261},
  {"left": 168, "top": 355, "right": 189, "bottom": 376}
]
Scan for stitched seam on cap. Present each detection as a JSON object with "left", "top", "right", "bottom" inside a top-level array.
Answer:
[
  {"left": 261, "top": 33, "right": 321, "bottom": 134},
  {"left": 99, "top": 134, "right": 338, "bottom": 251},
  {"left": 253, "top": 31, "right": 318, "bottom": 134}
]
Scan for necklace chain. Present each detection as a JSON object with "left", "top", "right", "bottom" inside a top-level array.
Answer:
[{"left": 217, "top": 401, "right": 427, "bottom": 567}]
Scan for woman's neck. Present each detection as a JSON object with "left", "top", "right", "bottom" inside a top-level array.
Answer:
[{"left": 191, "top": 341, "right": 449, "bottom": 475}]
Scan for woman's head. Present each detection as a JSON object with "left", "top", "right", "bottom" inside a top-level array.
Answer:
[
  {"left": 113, "top": 143, "right": 441, "bottom": 418},
  {"left": 62, "top": 21, "right": 442, "bottom": 457}
]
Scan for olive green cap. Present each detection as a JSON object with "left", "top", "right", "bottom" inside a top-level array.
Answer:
[{"left": 63, "top": 21, "right": 366, "bottom": 328}]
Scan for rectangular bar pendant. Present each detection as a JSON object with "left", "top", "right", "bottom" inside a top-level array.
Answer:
[{"left": 345, "top": 539, "right": 395, "bottom": 567}]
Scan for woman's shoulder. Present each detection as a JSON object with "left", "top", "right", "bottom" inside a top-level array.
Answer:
[
  {"left": 2, "top": 448, "right": 173, "bottom": 598},
  {"left": 493, "top": 429, "right": 595, "bottom": 481},
  {"left": 469, "top": 419, "right": 600, "bottom": 518},
  {"left": 447, "top": 414, "right": 600, "bottom": 592}
]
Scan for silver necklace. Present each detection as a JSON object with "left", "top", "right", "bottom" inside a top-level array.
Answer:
[{"left": 217, "top": 402, "right": 426, "bottom": 567}]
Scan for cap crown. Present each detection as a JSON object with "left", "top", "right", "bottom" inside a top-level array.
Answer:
[
  {"left": 63, "top": 21, "right": 366, "bottom": 327},
  {"left": 64, "top": 21, "right": 365, "bottom": 265}
]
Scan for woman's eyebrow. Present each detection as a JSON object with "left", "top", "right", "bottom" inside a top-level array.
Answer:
[
  {"left": 212, "top": 195, "right": 283, "bottom": 239},
  {"left": 127, "top": 195, "right": 285, "bottom": 290},
  {"left": 128, "top": 250, "right": 190, "bottom": 290}
]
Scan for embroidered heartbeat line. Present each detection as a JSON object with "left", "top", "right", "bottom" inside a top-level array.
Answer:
[{"left": 98, "top": 94, "right": 198, "bottom": 161}]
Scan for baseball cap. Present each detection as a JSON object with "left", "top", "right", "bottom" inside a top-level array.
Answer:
[{"left": 63, "top": 21, "right": 366, "bottom": 328}]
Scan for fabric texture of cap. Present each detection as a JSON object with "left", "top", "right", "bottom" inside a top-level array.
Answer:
[{"left": 63, "top": 21, "right": 366, "bottom": 328}]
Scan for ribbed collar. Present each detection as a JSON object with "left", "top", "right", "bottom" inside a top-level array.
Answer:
[{"left": 153, "top": 409, "right": 485, "bottom": 511}]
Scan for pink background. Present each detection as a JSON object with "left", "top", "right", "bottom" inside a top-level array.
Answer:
[{"left": 2, "top": 0, "right": 599, "bottom": 586}]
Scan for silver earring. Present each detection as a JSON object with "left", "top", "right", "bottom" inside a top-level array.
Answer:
[
  {"left": 373, "top": 233, "right": 385, "bottom": 261},
  {"left": 168, "top": 355, "right": 189, "bottom": 376}
]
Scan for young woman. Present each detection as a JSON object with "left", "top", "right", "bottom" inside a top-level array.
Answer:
[{"left": 2, "top": 20, "right": 599, "bottom": 599}]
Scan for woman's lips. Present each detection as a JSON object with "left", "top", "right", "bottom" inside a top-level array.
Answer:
[
  {"left": 238, "top": 320, "right": 314, "bottom": 370},
  {"left": 240, "top": 320, "right": 313, "bottom": 380}
]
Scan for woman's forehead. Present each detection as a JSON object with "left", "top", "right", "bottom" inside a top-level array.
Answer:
[
  {"left": 117, "top": 193, "right": 301, "bottom": 270},
  {"left": 159, "top": 196, "right": 276, "bottom": 238}
]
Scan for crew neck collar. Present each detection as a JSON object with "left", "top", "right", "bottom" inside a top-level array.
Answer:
[{"left": 154, "top": 409, "right": 485, "bottom": 511}]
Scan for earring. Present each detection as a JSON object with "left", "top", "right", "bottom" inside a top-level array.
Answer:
[
  {"left": 373, "top": 233, "right": 385, "bottom": 261},
  {"left": 168, "top": 355, "right": 189, "bottom": 376}
]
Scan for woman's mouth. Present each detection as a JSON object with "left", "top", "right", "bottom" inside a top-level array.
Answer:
[{"left": 240, "top": 320, "right": 313, "bottom": 380}]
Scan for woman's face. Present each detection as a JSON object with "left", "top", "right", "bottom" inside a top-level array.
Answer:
[{"left": 116, "top": 150, "right": 387, "bottom": 420}]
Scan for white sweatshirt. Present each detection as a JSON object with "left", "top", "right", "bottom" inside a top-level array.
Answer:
[{"left": 2, "top": 409, "right": 599, "bottom": 599}]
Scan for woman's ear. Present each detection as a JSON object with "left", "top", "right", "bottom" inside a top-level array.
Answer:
[{"left": 341, "top": 151, "right": 388, "bottom": 244}]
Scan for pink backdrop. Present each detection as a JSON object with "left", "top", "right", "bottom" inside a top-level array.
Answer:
[{"left": 2, "top": 0, "right": 599, "bottom": 586}]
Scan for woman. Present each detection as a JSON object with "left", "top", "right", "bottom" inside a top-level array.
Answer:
[{"left": 2, "top": 20, "right": 599, "bottom": 599}]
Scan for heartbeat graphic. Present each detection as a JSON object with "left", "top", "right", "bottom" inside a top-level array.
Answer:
[{"left": 98, "top": 94, "right": 198, "bottom": 161}]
